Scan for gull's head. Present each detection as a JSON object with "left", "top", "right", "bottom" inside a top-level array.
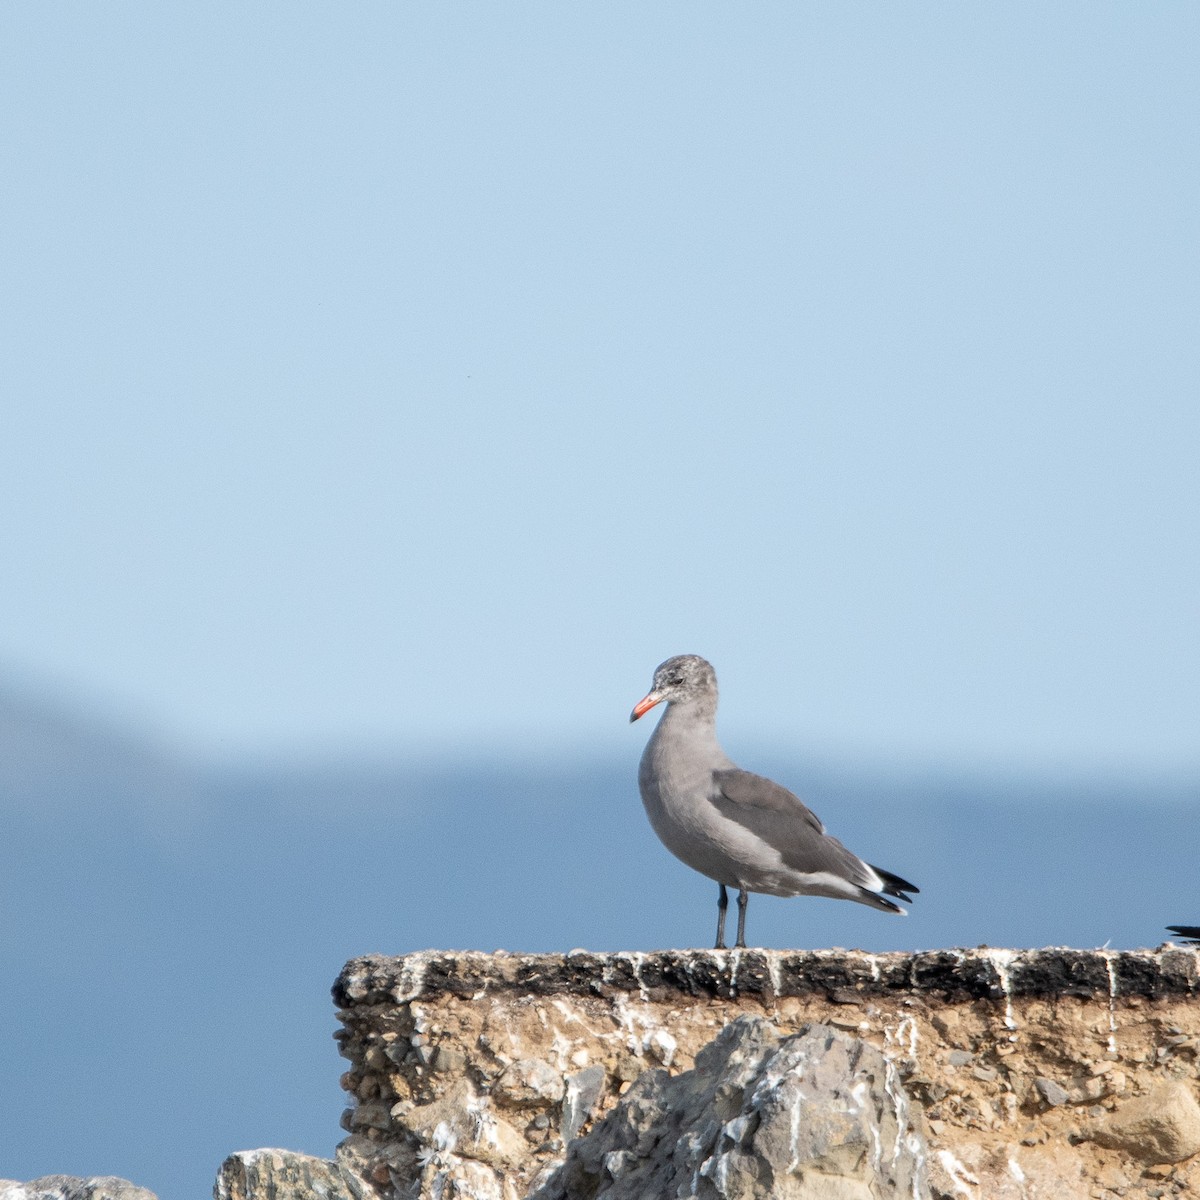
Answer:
[{"left": 630, "top": 654, "right": 717, "bottom": 722}]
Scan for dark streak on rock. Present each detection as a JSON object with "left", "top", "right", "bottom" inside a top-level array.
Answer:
[{"left": 333, "top": 947, "right": 1200, "bottom": 1009}]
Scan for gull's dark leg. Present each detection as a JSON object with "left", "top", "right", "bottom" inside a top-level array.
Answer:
[
  {"left": 735, "top": 887, "right": 749, "bottom": 949},
  {"left": 715, "top": 883, "right": 729, "bottom": 949}
]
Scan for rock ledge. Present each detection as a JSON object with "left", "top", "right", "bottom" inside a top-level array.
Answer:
[
  {"left": 330, "top": 946, "right": 1200, "bottom": 1200},
  {"left": 334, "top": 945, "right": 1200, "bottom": 1008}
]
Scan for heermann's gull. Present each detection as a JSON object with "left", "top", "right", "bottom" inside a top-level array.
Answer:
[
  {"left": 630, "top": 654, "right": 918, "bottom": 949},
  {"left": 1167, "top": 925, "right": 1200, "bottom": 944}
]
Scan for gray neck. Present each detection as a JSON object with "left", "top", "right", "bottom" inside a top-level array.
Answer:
[{"left": 656, "top": 696, "right": 725, "bottom": 756}]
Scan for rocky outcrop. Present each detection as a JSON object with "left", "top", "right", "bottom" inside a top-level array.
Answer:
[
  {"left": 0, "top": 1179, "right": 156, "bottom": 1200},
  {"left": 330, "top": 947, "right": 1200, "bottom": 1199},
  {"left": 532, "top": 1017, "right": 929, "bottom": 1200},
  {"left": 214, "top": 1149, "right": 374, "bottom": 1200}
]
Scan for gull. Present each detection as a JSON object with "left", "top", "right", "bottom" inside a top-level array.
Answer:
[{"left": 631, "top": 654, "right": 918, "bottom": 948}]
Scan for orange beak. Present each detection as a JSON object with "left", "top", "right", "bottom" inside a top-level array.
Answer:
[{"left": 629, "top": 692, "right": 663, "bottom": 722}]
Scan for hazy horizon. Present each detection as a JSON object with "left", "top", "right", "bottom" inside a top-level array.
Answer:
[{"left": 4, "top": 664, "right": 1198, "bottom": 799}]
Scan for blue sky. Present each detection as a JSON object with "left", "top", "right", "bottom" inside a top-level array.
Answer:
[
  {"left": 3, "top": 4, "right": 1199, "bottom": 772},
  {"left": 2, "top": 8, "right": 1199, "bottom": 1196}
]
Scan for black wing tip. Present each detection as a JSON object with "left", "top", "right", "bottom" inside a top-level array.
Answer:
[
  {"left": 1166, "top": 925, "right": 1200, "bottom": 943},
  {"left": 871, "top": 864, "right": 919, "bottom": 904}
]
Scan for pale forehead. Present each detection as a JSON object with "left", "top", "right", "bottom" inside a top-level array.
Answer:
[{"left": 654, "top": 654, "right": 714, "bottom": 677}]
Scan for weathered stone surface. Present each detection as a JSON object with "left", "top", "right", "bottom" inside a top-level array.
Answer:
[
  {"left": 1033, "top": 1076, "right": 1069, "bottom": 1107},
  {"left": 333, "top": 947, "right": 1200, "bottom": 1007},
  {"left": 213, "top": 1149, "right": 374, "bottom": 1200},
  {"left": 1089, "top": 1080, "right": 1200, "bottom": 1164},
  {"left": 927, "top": 1143, "right": 1087, "bottom": 1200},
  {"left": 561, "top": 1066, "right": 606, "bottom": 1141},
  {"left": 495, "top": 1059, "right": 567, "bottom": 1106},
  {"left": 401, "top": 1078, "right": 530, "bottom": 1170},
  {"left": 333, "top": 946, "right": 1200, "bottom": 1200},
  {"left": 532, "top": 1017, "right": 929, "bottom": 1200},
  {"left": 0, "top": 1180, "right": 155, "bottom": 1200}
]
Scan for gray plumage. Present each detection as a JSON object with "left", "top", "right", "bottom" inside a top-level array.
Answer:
[{"left": 630, "top": 654, "right": 918, "bottom": 948}]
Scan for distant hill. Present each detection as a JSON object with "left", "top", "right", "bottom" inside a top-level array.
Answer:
[{"left": 0, "top": 679, "right": 202, "bottom": 812}]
